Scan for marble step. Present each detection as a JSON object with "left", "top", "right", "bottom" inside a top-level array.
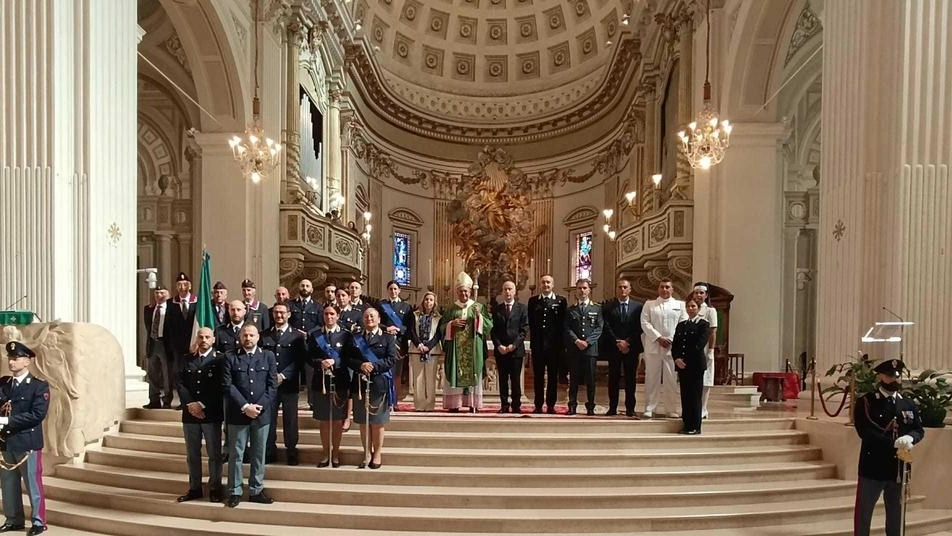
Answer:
[
  {"left": 40, "top": 477, "right": 927, "bottom": 533},
  {"left": 83, "top": 447, "right": 839, "bottom": 487},
  {"left": 132, "top": 408, "right": 798, "bottom": 432},
  {"left": 100, "top": 431, "right": 823, "bottom": 467},
  {"left": 118, "top": 419, "right": 810, "bottom": 449},
  {"left": 40, "top": 496, "right": 952, "bottom": 536},
  {"left": 55, "top": 462, "right": 857, "bottom": 509}
]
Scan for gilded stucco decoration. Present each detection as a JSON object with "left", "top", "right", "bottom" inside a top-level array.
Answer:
[{"left": 447, "top": 146, "right": 547, "bottom": 288}]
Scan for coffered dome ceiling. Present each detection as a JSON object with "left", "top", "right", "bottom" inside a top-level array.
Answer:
[{"left": 348, "top": 0, "right": 643, "bottom": 142}]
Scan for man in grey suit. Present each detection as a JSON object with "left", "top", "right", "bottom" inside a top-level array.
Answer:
[{"left": 564, "top": 278, "right": 603, "bottom": 416}]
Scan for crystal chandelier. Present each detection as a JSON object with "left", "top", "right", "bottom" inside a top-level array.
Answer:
[
  {"left": 229, "top": 0, "right": 281, "bottom": 183},
  {"left": 677, "top": 0, "right": 731, "bottom": 170}
]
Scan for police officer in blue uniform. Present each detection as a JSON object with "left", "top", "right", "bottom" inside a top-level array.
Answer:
[
  {"left": 378, "top": 280, "right": 414, "bottom": 402},
  {"left": 260, "top": 303, "right": 307, "bottom": 465},
  {"left": 853, "top": 358, "right": 924, "bottom": 536},
  {"left": 222, "top": 324, "right": 277, "bottom": 508},
  {"left": 563, "top": 278, "right": 603, "bottom": 416},
  {"left": 176, "top": 327, "right": 225, "bottom": 503},
  {"left": 0, "top": 341, "right": 50, "bottom": 535}
]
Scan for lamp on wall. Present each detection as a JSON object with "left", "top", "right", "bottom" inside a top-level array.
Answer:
[
  {"left": 676, "top": 0, "right": 731, "bottom": 170},
  {"left": 652, "top": 173, "right": 663, "bottom": 189},
  {"left": 361, "top": 211, "right": 372, "bottom": 243},
  {"left": 229, "top": 0, "right": 282, "bottom": 183}
]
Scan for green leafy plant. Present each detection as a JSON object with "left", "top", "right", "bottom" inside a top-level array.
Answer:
[
  {"left": 817, "top": 354, "right": 878, "bottom": 417},
  {"left": 902, "top": 369, "right": 952, "bottom": 427}
]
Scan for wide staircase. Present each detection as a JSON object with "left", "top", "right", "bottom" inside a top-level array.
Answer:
[{"left": 41, "top": 389, "right": 952, "bottom": 535}]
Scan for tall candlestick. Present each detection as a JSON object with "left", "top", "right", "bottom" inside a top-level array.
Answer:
[
  {"left": 546, "top": 258, "right": 551, "bottom": 275},
  {"left": 530, "top": 257, "right": 535, "bottom": 283},
  {"left": 428, "top": 258, "right": 433, "bottom": 286}
]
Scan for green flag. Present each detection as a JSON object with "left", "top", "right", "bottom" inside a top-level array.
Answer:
[{"left": 190, "top": 250, "right": 215, "bottom": 346}]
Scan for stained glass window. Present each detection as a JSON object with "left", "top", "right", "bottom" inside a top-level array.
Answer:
[
  {"left": 393, "top": 232, "right": 411, "bottom": 286},
  {"left": 575, "top": 231, "right": 593, "bottom": 282}
]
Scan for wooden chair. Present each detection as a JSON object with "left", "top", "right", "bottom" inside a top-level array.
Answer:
[{"left": 727, "top": 353, "right": 745, "bottom": 385}]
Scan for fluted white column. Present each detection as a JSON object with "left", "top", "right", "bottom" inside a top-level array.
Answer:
[
  {"left": 818, "top": 0, "right": 952, "bottom": 372},
  {"left": 1, "top": 0, "right": 137, "bottom": 374}
]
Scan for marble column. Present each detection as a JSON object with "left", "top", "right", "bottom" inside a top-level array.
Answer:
[
  {"left": 641, "top": 75, "right": 659, "bottom": 213},
  {"left": 327, "top": 88, "right": 343, "bottom": 217},
  {"left": 818, "top": 0, "right": 952, "bottom": 372},
  {"left": 283, "top": 15, "right": 308, "bottom": 205},
  {"left": 0, "top": 0, "right": 138, "bottom": 375},
  {"left": 710, "top": 122, "right": 786, "bottom": 373},
  {"left": 673, "top": 9, "right": 694, "bottom": 200}
]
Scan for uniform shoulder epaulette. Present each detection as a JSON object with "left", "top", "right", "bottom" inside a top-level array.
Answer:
[{"left": 0, "top": 376, "right": 11, "bottom": 384}]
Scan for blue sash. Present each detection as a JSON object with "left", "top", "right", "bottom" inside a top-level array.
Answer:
[
  {"left": 314, "top": 332, "right": 340, "bottom": 360},
  {"left": 353, "top": 334, "right": 396, "bottom": 407},
  {"left": 380, "top": 302, "right": 405, "bottom": 331}
]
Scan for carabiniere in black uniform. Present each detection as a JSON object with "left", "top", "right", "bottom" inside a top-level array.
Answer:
[
  {"left": 176, "top": 347, "right": 225, "bottom": 502},
  {"left": 853, "top": 358, "right": 924, "bottom": 536}
]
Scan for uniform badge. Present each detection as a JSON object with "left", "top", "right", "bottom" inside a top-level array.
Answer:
[{"left": 43, "top": 392, "right": 50, "bottom": 401}]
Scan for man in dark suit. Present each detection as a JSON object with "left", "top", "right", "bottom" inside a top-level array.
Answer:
[
  {"left": 143, "top": 285, "right": 173, "bottom": 408},
  {"left": 214, "top": 300, "right": 247, "bottom": 355},
  {"left": 378, "top": 280, "right": 414, "bottom": 402},
  {"left": 260, "top": 303, "right": 307, "bottom": 465},
  {"left": 211, "top": 281, "right": 230, "bottom": 327},
  {"left": 0, "top": 341, "right": 51, "bottom": 535},
  {"left": 241, "top": 279, "right": 271, "bottom": 333},
  {"left": 491, "top": 280, "right": 529, "bottom": 413},
  {"left": 564, "top": 278, "right": 603, "bottom": 416},
  {"left": 176, "top": 327, "right": 225, "bottom": 503},
  {"left": 601, "top": 278, "right": 644, "bottom": 417},
  {"left": 223, "top": 324, "right": 277, "bottom": 508},
  {"left": 853, "top": 359, "right": 924, "bottom": 536},
  {"left": 527, "top": 274, "right": 568, "bottom": 414},
  {"left": 166, "top": 272, "right": 198, "bottom": 406}
]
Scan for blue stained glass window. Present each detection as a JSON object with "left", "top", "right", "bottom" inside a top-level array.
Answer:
[
  {"left": 575, "top": 231, "right": 593, "bottom": 282},
  {"left": 393, "top": 232, "right": 411, "bottom": 286}
]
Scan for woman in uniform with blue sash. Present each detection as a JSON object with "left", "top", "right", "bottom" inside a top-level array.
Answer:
[
  {"left": 311, "top": 304, "right": 351, "bottom": 468},
  {"left": 347, "top": 308, "right": 397, "bottom": 469}
]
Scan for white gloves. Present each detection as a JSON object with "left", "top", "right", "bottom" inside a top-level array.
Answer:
[
  {"left": 894, "top": 435, "right": 914, "bottom": 449},
  {"left": 0, "top": 417, "right": 7, "bottom": 426}
]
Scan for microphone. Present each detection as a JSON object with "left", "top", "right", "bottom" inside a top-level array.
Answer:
[
  {"left": 2, "top": 295, "right": 27, "bottom": 310},
  {"left": 881, "top": 306, "right": 904, "bottom": 322}
]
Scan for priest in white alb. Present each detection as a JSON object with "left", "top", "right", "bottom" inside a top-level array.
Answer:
[{"left": 439, "top": 272, "right": 493, "bottom": 413}]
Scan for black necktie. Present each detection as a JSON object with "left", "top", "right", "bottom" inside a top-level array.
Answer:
[
  {"left": 506, "top": 303, "right": 512, "bottom": 317},
  {"left": 621, "top": 302, "right": 628, "bottom": 317}
]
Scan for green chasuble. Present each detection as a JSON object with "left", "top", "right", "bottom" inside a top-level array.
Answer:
[{"left": 440, "top": 299, "right": 493, "bottom": 389}]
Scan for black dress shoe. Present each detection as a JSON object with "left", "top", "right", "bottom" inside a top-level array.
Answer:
[
  {"left": 532, "top": 407, "right": 543, "bottom": 414},
  {"left": 368, "top": 461, "right": 382, "bottom": 469},
  {"left": 496, "top": 407, "right": 509, "bottom": 414},
  {"left": 161, "top": 403, "right": 172, "bottom": 409},
  {"left": 317, "top": 459, "right": 330, "bottom": 468},
  {"left": 686, "top": 430, "right": 701, "bottom": 435},
  {"left": 626, "top": 410, "right": 635, "bottom": 417},
  {"left": 586, "top": 408, "right": 596, "bottom": 416},
  {"left": 468, "top": 407, "right": 477, "bottom": 414},
  {"left": 177, "top": 489, "right": 203, "bottom": 502},
  {"left": 567, "top": 408, "right": 577, "bottom": 416},
  {"left": 225, "top": 494, "right": 241, "bottom": 507},
  {"left": 511, "top": 407, "right": 522, "bottom": 414},
  {"left": 604, "top": 410, "right": 618, "bottom": 416},
  {"left": 546, "top": 407, "right": 557, "bottom": 414},
  {"left": 248, "top": 492, "right": 274, "bottom": 504},
  {"left": 27, "top": 526, "right": 47, "bottom": 536},
  {"left": 0, "top": 523, "right": 25, "bottom": 533},
  {"left": 358, "top": 461, "right": 368, "bottom": 469},
  {"left": 142, "top": 402, "right": 161, "bottom": 409},
  {"left": 209, "top": 490, "right": 223, "bottom": 503},
  {"left": 173, "top": 404, "right": 183, "bottom": 410},
  {"left": 448, "top": 408, "right": 460, "bottom": 413},
  {"left": 287, "top": 449, "right": 299, "bottom": 466},
  {"left": 331, "top": 460, "right": 341, "bottom": 468}
]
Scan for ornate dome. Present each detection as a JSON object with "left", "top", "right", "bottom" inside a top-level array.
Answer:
[{"left": 350, "top": 0, "right": 638, "bottom": 131}]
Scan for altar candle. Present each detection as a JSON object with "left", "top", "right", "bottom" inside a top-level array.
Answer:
[
  {"left": 530, "top": 257, "right": 535, "bottom": 282},
  {"left": 546, "top": 258, "right": 551, "bottom": 275},
  {"left": 428, "top": 258, "right": 433, "bottom": 285}
]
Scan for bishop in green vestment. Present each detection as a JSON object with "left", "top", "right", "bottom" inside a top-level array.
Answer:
[{"left": 439, "top": 271, "right": 493, "bottom": 412}]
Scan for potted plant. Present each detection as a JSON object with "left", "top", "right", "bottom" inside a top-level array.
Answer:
[
  {"left": 819, "top": 354, "right": 878, "bottom": 418},
  {"left": 902, "top": 370, "right": 952, "bottom": 428}
]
